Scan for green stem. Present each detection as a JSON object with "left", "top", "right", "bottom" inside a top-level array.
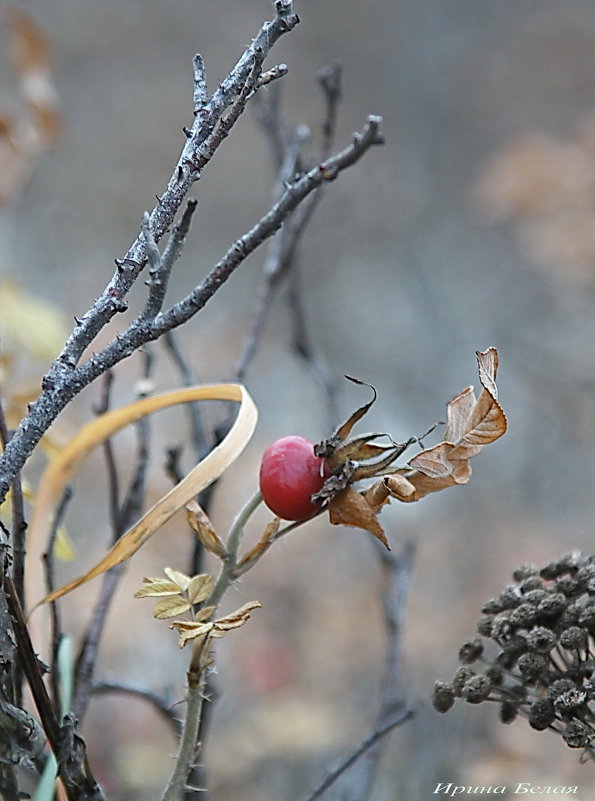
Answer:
[
  {"left": 208, "top": 488, "right": 263, "bottom": 608},
  {"left": 161, "top": 679, "right": 205, "bottom": 801}
]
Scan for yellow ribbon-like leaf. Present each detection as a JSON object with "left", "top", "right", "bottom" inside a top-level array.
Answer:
[{"left": 29, "top": 383, "right": 257, "bottom": 608}]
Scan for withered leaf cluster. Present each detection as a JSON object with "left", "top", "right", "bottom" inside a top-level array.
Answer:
[
  {"left": 315, "top": 348, "right": 507, "bottom": 548},
  {"left": 134, "top": 567, "right": 260, "bottom": 650}
]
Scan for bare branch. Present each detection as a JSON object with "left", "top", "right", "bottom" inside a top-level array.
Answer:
[
  {"left": 0, "top": 0, "right": 301, "bottom": 503},
  {"left": 192, "top": 54, "right": 208, "bottom": 113},
  {"left": 163, "top": 330, "right": 211, "bottom": 463},
  {"left": 43, "top": 485, "right": 73, "bottom": 708},
  {"left": 318, "top": 62, "right": 343, "bottom": 160},
  {"left": 0, "top": 114, "right": 382, "bottom": 503},
  {"left": 258, "top": 63, "right": 289, "bottom": 88},
  {"left": 4, "top": 575, "right": 104, "bottom": 800},
  {"left": 299, "top": 709, "right": 412, "bottom": 801},
  {"left": 237, "top": 65, "right": 345, "bottom": 419},
  {"left": 91, "top": 681, "right": 181, "bottom": 737},
  {"left": 73, "top": 355, "right": 154, "bottom": 725}
]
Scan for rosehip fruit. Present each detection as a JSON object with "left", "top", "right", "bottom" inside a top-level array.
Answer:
[{"left": 259, "top": 435, "right": 329, "bottom": 521}]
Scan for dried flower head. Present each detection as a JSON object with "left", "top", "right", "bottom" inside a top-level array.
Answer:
[{"left": 433, "top": 551, "right": 595, "bottom": 762}]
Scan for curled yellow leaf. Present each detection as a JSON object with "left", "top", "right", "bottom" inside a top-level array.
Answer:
[{"left": 29, "top": 383, "right": 258, "bottom": 610}]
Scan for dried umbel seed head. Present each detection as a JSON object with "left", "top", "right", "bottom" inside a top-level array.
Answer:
[
  {"left": 458, "top": 637, "right": 484, "bottom": 664},
  {"left": 536, "top": 592, "right": 568, "bottom": 621},
  {"left": 462, "top": 674, "right": 492, "bottom": 704},
  {"left": 452, "top": 666, "right": 476, "bottom": 697},
  {"left": 432, "top": 551, "right": 595, "bottom": 762},
  {"left": 554, "top": 688, "right": 587, "bottom": 715},
  {"left": 481, "top": 598, "right": 503, "bottom": 615},
  {"left": 508, "top": 603, "right": 538, "bottom": 628},
  {"left": 556, "top": 576, "right": 581, "bottom": 597},
  {"left": 559, "top": 626, "right": 588, "bottom": 651},
  {"left": 517, "top": 652, "right": 547, "bottom": 680},
  {"left": 500, "top": 700, "right": 519, "bottom": 724},
  {"left": 477, "top": 615, "right": 495, "bottom": 637},
  {"left": 519, "top": 577, "right": 546, "bottom": 594},
  {"left": 528, "top": 697, "right": 556, "bottom": 731},
  {"left": 513, "top": 564, "right": 539, "bottom": 582},
  {"left": 526, "top": 626, "right": 557, "bottom": 654},
  {"left": 521, "top": 588, "right": 548, "bottom": 605},
  {"left": 432, "top": 681, "right": 455, "bottom": 713},
  {"left": 547, "top": 679, "right": 578, "bottom": 700},
  {"left": 498, "top": 585, "right": 522, "bottom": 610},
  {"left": 563, "top": 721, "right": 593, "bottom": 749},
  {"left": 490, "top": 611, "right": 515, "bottom": 640}
]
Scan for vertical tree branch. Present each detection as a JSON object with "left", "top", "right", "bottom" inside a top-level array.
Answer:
[
  {"left": 73, "top": 352, "right": 153, "bottom": 724},
  {"left": 44, "top": 486, "right": 73, "bottom": 709}
]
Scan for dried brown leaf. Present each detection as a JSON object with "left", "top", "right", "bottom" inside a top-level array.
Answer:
[
  {"left": 406, "top": 347, "right": 506, "bottom": 493},
  {"left": 169, "top": 620, "right": 213, "bottom": 649},
  {"left": 329, "top": 434, "right": 390, "bottom": 466},
  {"left": 408, "top": 443, "right": 453, "bottom": 479},
  {"left": 186, "top": 500, "right": 227, "bottom": 558},
  {"left": 212, "top": 600, "right": 262, "bottom": 634},
  {"left": 194, "top": 605, "right": 216, "bottom": 622},
  {"left": 153, "top": 597, "right": 192, "bottom": 620},
  {"left": 335, "top": 377, "right": 377, "bottom": 441},
  {"left": 235, "top": 518, "right": 282, "bottom": 575},
  {"left": 443, "top": 386, "right": 476, "bottom": 444},
  {"left": 133, "top": 579, "right": 182, "bottom": 599},
  {"left": 163, "top": 567, "right": 191, "bottom": 592},
  {"left": 383, "top": 474, "right": 416, "bottom": 501},
  {"left": 476, "top": 347, "right": 499, "bottom": 398},
  {"left": 364, "top": 480, "right": 391, "bottom": 509},
  {"left": 397, "top": 470, "right": 459, "bottom": 502},
  {"left": 187, "top": 573, "right": 215, "bottom": 605},
  {"left": 328, "top": 487, "right": 390, "bottom": 549}
]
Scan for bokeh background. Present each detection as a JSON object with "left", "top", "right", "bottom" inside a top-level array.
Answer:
[{"left": 3, "top": 0, "right": 595, "bottom": 799}]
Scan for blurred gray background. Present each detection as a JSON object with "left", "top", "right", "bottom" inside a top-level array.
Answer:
[{"left": 3, "top": 0, "right": 595, "bottom": 799}]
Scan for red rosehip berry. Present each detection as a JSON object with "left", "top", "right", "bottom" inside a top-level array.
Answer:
[{"left": 259, "top": 435, "right": 329, "bottom": 521}]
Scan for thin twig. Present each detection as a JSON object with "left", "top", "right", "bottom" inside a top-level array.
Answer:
[
  {"left": 142, "top": 200, "right": 199, "bottom": 320},
  {"left": 4, "top": 575, "right": 104, "bottom": 800},
  {"left": 1, "top": 114, "right": 382, "bottom": 506},
  {"left": 91, "top": 681, "right": 182, "bottom": 737},
  {"left": 163, "top": 330, "right": 212, "bottom": 463},
  {"left": 299, "top": 541, "right": 416, "bottom": 801},
  {"left": 0, "top": 394, "right": 27, "bottom": 708},
  {"left": 237, "top": 65, "right": 344, "bottom": 422},
  {"left": 339, "top": 541, "right": 416, "bottom": 799},
  {"left": 162, "top": 326, "right": 216, "bottom": 582},
  {"left": 73, "top": 352, "right": 153, "bottom": 724},
  {"left": 299, "top": 709, "right": 413, "bottom": 801},
  {"left": 318, "top": 62, "right": 343, "bottom": 161},
  {"left": 43, "top": 486, "right": 73, "bottom": 709},
  {"left": 162, "top": 680, "right": 206, "bottom": 801},
  {"left": 96, "top": 371, "right": 121, "bottom": 534},
  {"left": 0, "top": 0, "right": 302, "bottom": 504},
  {"left": 208, "top": 489, "right": 264, "bottom": 609}
]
